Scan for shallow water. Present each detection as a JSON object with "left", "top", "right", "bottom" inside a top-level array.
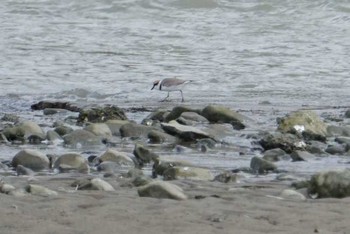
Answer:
[{"left": 1, "top": 0, "right": 350, "bottom": 178}]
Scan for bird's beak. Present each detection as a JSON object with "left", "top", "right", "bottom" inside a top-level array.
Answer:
[{"left": 151, "top": 84, "right": 156, "bottom": 90}]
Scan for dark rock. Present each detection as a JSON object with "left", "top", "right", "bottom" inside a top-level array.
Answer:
[
  {"left": 345, "top": 110, "right": 350, "bottom": 118},
  {"left": 335, "top": 137, "right": 350, "bottom": 151},
  {"left": 201, "top": 105, "right": 246, "bottom": 130},
  {"left": 133, "top": 144, "right": 159, "bottom": 166},
  {"left": 308, "top": 169, "right": 350, "bottom": 198},
  {"left": 305, "top": 141, "right": 328, "bottom": 154},
  {"left": 3, "top": 121, "right": 45, "bottom": 143},
  {"left": 165, "top": 106, "right": 201, "bottom": 122},
  {"left": 31, "top": 101, "right": 80, "bottom": 112},
  {"left": 147, "top": 130, "right": 177, "bottom": 144},
  {"left": 325, "top": 144, "right": 346, "bottom": 155},
  {"left": 250, "top": 156, "right": 277, "bottom": 174},
  {"left": 262, "top": 148, "right": 289, "bottom": 162},
  {"left": 54, "top": 125, "right": 74, "bottom": 136},
  {"left": 290, "top": 150, "right": 316, "bottom": 161},
  {"left": 259, "top": 132, "right": 303, "bottom": 153},
  {"left": 12, "top": 149, "right": 50, "bottom": 171},
  {"left": 77, "top": 105, "right": 127, "bottom": 124}
]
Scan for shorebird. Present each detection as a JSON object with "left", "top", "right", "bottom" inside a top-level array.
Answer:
[{"left": 151, "top": 78, "right": 191, "bottom": 102}]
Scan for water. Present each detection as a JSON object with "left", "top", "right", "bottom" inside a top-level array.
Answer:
[{"left": 1, "top": 0, "right": 350, "bottom": 177}]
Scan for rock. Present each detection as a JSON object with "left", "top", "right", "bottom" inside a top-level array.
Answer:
[
  {"left": 84, "top": 123, "right": 112, "bottom": 138},
  {"left": 12, "top": 149, "right": 50, "bottom": 171},
  {"left": 165, "top": 106, "right": 201, "bottom": 122},
  {"left": 77, "top": 105, "right": 127, "bottom": 124},
  {"left": 72, "top": 178, "right": 115, "bottom": 191},
  {"left": 335, "top": 137, "right": 350, "bottom": 151},
  {"left": 132, "top": 176, "right": 153, "bottom": 187},
  {"left": 280, "top": 189, "right": 306, "bottom": 201},
  {"left": 345, "top": 110, "right": 350, "bottom": 118},
  {"left": 43, "top": 108, "right": 69, "bottom": 115},
  {"left": 163, "top": 166, "right": 214, "bottom": 181},
  {"left": 98, "top": 149, "right": 134, "bottom": 167},
  {"left": 290, "top": 150, "right": 316, "bottom": 161},
  {"left": 53, "top": 153, "right": 89, "bottom": 173},
  {"left": 277, "top": 110, "right": 327, "bottom": 141},
  {"left": 126, "top": 168, "right": 144, "bottom": 178},
  {"left": 161, "top": 120, "right": 213, "bottom": 142},
  {"left": 0, "top": 132, "right": 9, "bottom": 143},
  {"left": 259, "top": 132, "right": 304, "bottom": 153},
  {"left": 262, "top": 148, "right": 289, "bottom": 162},
  {"left": 143, "top": 109, "right": 170, "bottom": 123},
  {"left": 308, "top": 169, "right": 350, "bottom": 198},
  {"left": 176, "top": 112, "right": 209, "bottom": 125},
  {"left": 327, "top": 125, "right": 350, "bottom": 137},
  {"left": 63, "top": 129, "right": 103, "bottom": 147},
  {"left": 54, "top": 125, "right": 74, "bottom": 136},
  {"left": 305, "top": 141, "right": 328, "bottom": 154},
  {"left": 105, "top": 120, "right": 131, "bottom": 136},
  {"left": 133, "top": 144, "right": 159, "bottom": 166},
  {"left": 153, "top": 159, "right": 193, "bottom": 177},
  {"left": 26, "top": 184, "right": 58, "bottom": 196},
  {"left": 97, "top": 161, "right": 122, "bottom": 173},
  {"left": 120, "top": 123, "right": 157, "bottom": 138},
  {"left": 325, "top": 144, "right": 346, "bottom": 155},
  {"left": 250, "top": 156, "right": 277, "bottom": 174},
  {"left": 16, "top": 165, "right": 35, "bottom": 176},
  {"left": 3, "top": 121, "right": 45, "bottom": 142},
  {"left": 147, "top": 130, "right": 177, "bottom": 144},
  {"left": 201, "top": 105, "right": 246, "bottom": 130},
  {"left": 1, "top": 113, "right": 19, "bottom": 122},
  {"left": 46, "top": 130, "right": 64, "bottom": 144},
  {"left": 137, "top": 181, "right": 187, "bottom": 200},
  {"left": 213, "top": 171, "right": 238, "bottom": 183},
  {"left": 0, "top": 182, "right": 16, "bottom": 194},
  {"left": 31, "top": 101, "right": 79, "bottom": 112}
]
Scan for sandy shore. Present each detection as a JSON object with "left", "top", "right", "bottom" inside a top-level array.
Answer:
[{"left": 0, "top": 174, "right": 349, "bottom": 234}]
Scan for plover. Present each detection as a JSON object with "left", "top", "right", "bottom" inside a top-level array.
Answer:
[{"left": 151, "top": 78, "right": 191, "bottom": 102}]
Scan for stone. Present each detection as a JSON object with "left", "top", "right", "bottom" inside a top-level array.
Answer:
[
  {"left": 201, "top": 105, "right": 246, "bottom": 130},
  {"left": 77, "top": 105, "right": 127, "bottom": 124},
  {"left": 98, "top": 149, "right": 134, "bottom": 167},
  {"left": 213, "top": 171, "right": 238, "bottom": 183},
  {"left": 250, "top": 156, "right": 277, "bottom": 174},
  {"left": 46, "top": 130, "right": 64, "bottom": 144},
  {"left": 163, "top": 166, "right": 214, "bottom": 181},
  {"left": 16, "top": 165, "right": 35, "bottom": 176},
  {"left": 335, "top": 137, "right": 350, "bottom": 151},
  {"left": 72, "top": 178, "right": 115, "bottom": 191},
  {"left": 54, "top": 125, "right": 74, "bottom": 136},
  {"left": 308, "top": 169, "right": 350, "bottom": 198},
  {"left": 0, "top": 182, "right": 16, "bottom": 194},
  {"left": 259, "top": 132, "right": 304, "bottom": 153},
  {"left": 53, "top": 153, "right": 89, "bottom": 173},
  {"left": 137, "top": 181, "right": 187, "bottom": 200},
  {"left": 84, "top": 123, "right": 112, "bottom": 138},
  {"left": 280, "top": 189, "right": 306, "bottom": 201},
  {"left": 3, "top": 121, "right": 45, "bottom": 142},
  {"left": 12, "top": 149, "right": 50, "bottom": 171},
  {"left": 26, "top": 184, "right": 58, "bottom": 196},
  {"left": 120, "top": 123, "right": 157, "bottom": 138},
  {"left": 105, "top": 120, "right": 131, "bottom": 136},
  {"left": 132, "top": 176, "right": 152, "bottom": 187},
  {"left": 1, "top": 113, "right": 19, "bottom": 122},
  {"left": 147, "top": 130, "right": 177, "bottom": 144},
  {"left": 161, "top": 120, "right": 212, "bottom": 142},
  {"left": 290, "top": 150, "right": 316, "bottom": 161},
  {"left": 31, "top": 101, "right": 79, "bottom": 112},
  {"left": 277, "top": 110, "right": 327, "bottom": 140},
  {"left": 262, "top": 148, "right": 289, "bottom": 162},
  {"left": 43, "top": 108, "right": 69, "bottom": 115},
  {"left": 126, "top": 168, "right": 144, "bottom": 178},
  {"left": 63, "top": 129, "right": 103, "bottom": 147},
  {"left": 143, "top": 109, "right": 170, "bottom": 123},
  {"left": 153, "top": 159, "right": 193, "bottom": 177},
  {"left": 133, "top": 144, "right": 159, "bottom": 166},
  {"left": 165, "top": 106, "right": 201, "bottom": 122},
  {"left": 97, "top": 161, "right": 121, "bottom": 173},
  {"left": 345, "top": 110, "right": 350, "bottom": 118},
  {"left": 327, "top": 125, "right": 350, "bottom": 137},
  {"left": 176, "top": 112, "right": 209, "bottom": 125},
  {"left": 325, "top": 144, "right": 346, "bottom": 155}
]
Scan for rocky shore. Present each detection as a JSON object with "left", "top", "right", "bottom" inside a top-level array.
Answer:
[{"left": 1, "top": 101, "right": 350, "bottom": 233}]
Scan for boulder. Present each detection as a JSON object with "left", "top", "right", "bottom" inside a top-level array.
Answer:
[
  {"left": 12, "top": 149, "right": 50, "bottom": 171},
  {"left": 262, "top": 148, "right": 289, "bottom": 162},
  {"left": 26, "top": 184, "right": 58, "bottom": 196},
  {"left": 147, "top": 130, "right": 177, "bottom": 144},
  {"left": 308, "top": 169, "right": 350, "bottom": 198},
  {"left": 3, "top": 121, "right": 45, "bottom": 142},
  {"left": 31, "top": 101, "right": 79, "bottom": 112},
  {"left": 132, "top": 176, "right": 153, "bottom": 187},
  {"left": 280, "top": 189, "right": 306, "bottom": 201},
  {"left": 63, "top": 129, "right": 103, "bottom": 147},
  {"left": 53, "top": 153, "right": 89, "bottom": 173},
  {"left": 213, "top": 171, "right": 238, "bottom": 183},
  {"left": 98, "top": 149, "right": 134, "bottom": 167},
  {"left": 120, "top": 123, "right": 157, "bottom": 138},
  {"left": 290, "top": 150, "right": 316, "bottom": 161},
  {"left": 165, "top": 106, "right": 201, "bottom": 122},
  {"left": 105, "top": 120, "right": 131, "bottom": 136},
  {"left": 325, "top": 144, "right": 346, "bottom": 155},
  {"left": 16, "top": 165, "right": 35, "bottom": 176},
  {"left": 250, "top": 156, "right": 277, "bottom": 174},
  {"left": 54, "top": 125, "right": 74, "bottom": 136},
  {"left": 176, "top": 112, "right": 209, "bottom": 125},
  {"left": 277, "top": 110, "right": 327, "bottom": 140},
  {"left": 259, "top": 132, "right": 304, "bottom": 153},
  {"left": 0, "top": 182, "right": 16, "bottom": 194},
  {"left": 84, "top": 123, "right": 112, "bottom": 138},
  {"left": 137, "top": 181, "right": 187, "bottom": 200},
  {"left": 161, "top": 120, "right": 213, "bottom": 142},
  {"left": 153, "top": 159, "right": 193, "bottom": 177},
  {"left": 133, "top": 144, "right": 159, "bottom": 166},
  {"left": 72, "top": 178, "right": 115, "bottom": 191},
  {"left": 201, "top": 105, "right": 246, "bottom": 130},
  {"left": 77, "top": 105, "right": 127, "bottom": 124},
  {"left": 46, "top": 130, "right": 63, "bottom": 144},
  {"left": 163, "top": 166, "right": 214, "bottom": 181}
]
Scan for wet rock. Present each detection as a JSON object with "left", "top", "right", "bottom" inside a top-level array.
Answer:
[
  {"left": 277, "top": 110, "right": 327, "bottom": 141},
  {"left": 46, "top": 130, "right": 63, "bottom": 144},
  {"left": 132, "top": 176, "right": 152, "bottom": 187},
  {"left": 345, "top": 110, "right": 350, "bottom": 118},
  {"left": 0, "top": 132, "right": 9, "bottom": 143},
  {"left": 12, "top": 149, "right": 50, "bottom": 171},
  {"left": 63, "top": 129, "right": 103, "bottom": 147},
  {"left": 97, "top": 161, "right": 122, "bottom": 173},
  {"left": 143, "top": 109, "right": 170, "bottom": 123},
  {"left": 335, "top": 137, "right": 350, "bottom": 151},
  {"left": 250, "top": 156, "right": 277, "bottom": 174},
  {"left": 77, "top": 105, "right": 127, "bottom": 124},
  {"left": 53, "top": 153, "right": 89, "bottom": 173},
  {"left": 0, "top": 182, "right": 16, "bottom": 194},
  {"left": 165, "top": 106, "right": 201, "bottom": 122},
  {"left": 26, "top": 184, "right": 58, "bottom": 196},
  {"left": 290, "top": 150, "right": 316, "bottom": 161},
  {"left": 72, "top": 178, "right": 115, "bottom": 191},
  {"left": 201, "top": 105, "right": 246, "bottom": 130},
  {"left": 163, "top": 166, "right": 214, "bottom": 181},
  {"left": 327, "top": 125, "right": 350, "bottom": 137},
  {"left": 105, "top": 119, "right": 131, "bottom": 136},
  {"left": 213, "top": 171, "right": 238, "bottom": 183},
  {"left": 262, "top": 148, "right": 289, "bottom": 162},
  {"left": 325, "top": 144, "right": 346, "bottom": 155},
  {"left": 31, "top": 101, "right": 80, "bottom": 112},
  {"left": 98, "top": 149, "right": 134, "bottom": 167},
  {"left": 137, "top": 181, "right": 187, "bottom": 200},
  {"left": 3, "top": 121, "right": 45, "bottom": 142},
  {"left": 176, "top": 112, "right": 209, "bottom": 125},
  {"left": 305, "top": 141, "right": 328, "bottom": 154},
  {"left": 43, "top": 108, "right": 69, "bottom": 115},
  {"left": 1, "top": 113, "right": 20, "bottom": 122},
  {"left": 84, "top": 123, "right": 112, "bottom": 138},
  {"left": 126, "top": 168, "right": 144, "bottom": 178},
  {"left": 16, "top": 165, "right": 35, "bottom": 176},
  {"left": 259, "top": 132, "right": 304, "bottom": 153},
  {"left": 280, "top": 189, "right": 306, "bottom": 201},
  {"left": 153, "top": 159, "right": 194, "bottom": 177},
  {"left": 133, "top": 144, "right": 159, "bottom": 166},
  {"left": 120, "top": 123, "right": 158, "bottom": 138},
  {"left": 54, "top": 125, "right": 74, "bottom": 136},
  {"left": 161, "top": 120, "right": 213, "bottom": 142},
  {"left": 308, "top": 169, "right": 350, "bottom": 198},
  {"left": 147, "top": 130, "right": 177, "bottom": 144}
]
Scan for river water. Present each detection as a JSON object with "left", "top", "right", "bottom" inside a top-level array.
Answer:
[{"left": 1, "top": 0, "right": 350, "bottom": 177}]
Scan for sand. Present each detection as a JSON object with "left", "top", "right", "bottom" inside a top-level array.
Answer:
[{"left": 0, "top": 174, "right": 349, "bottom": 234}]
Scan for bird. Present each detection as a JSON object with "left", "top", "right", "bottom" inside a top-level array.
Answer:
[{"left": 151, "top": 78, "right": 191, "bottom": 102}]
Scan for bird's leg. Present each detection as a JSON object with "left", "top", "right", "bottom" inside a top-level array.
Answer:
[
  {"left": 160, "top": 92, "right": 170, "bottom": 102},
  {"left": 180, "top": 90, "right": 185, "bottom": 102}
]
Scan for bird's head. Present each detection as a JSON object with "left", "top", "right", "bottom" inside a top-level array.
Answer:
[{"left": 151, "top": 80, "right": 160, "bottom": 90}]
